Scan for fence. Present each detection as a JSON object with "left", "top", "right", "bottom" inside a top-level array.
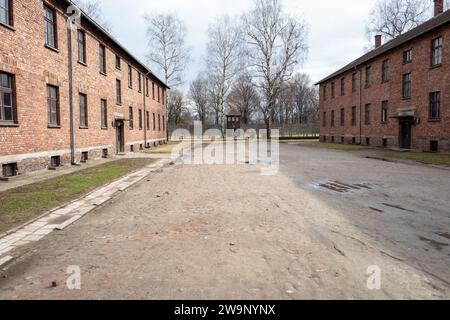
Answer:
[{"left": 168, "top": 123, "right": 320, "bottom": 140}]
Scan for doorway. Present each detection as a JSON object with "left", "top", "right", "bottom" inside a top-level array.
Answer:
[
  {"left": 399, "top": 119, "right": 412, "bottom": 149},
  {"left": 116, "top": 120, "right": 125, "bottom": 154}
]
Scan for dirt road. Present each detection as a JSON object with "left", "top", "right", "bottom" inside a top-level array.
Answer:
[{"left": 0, "top": 144, "right": 448, "bottom": 299}]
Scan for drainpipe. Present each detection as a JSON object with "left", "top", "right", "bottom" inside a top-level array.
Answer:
[
  {"left": 143, "top": 72, "right": 151, "bottom": 148},
  {"left": 358, "top": 67, "right": 362, "bottom": 145},
  {"left": 67, "top": 20, "right": 76, "bottom": 164}
]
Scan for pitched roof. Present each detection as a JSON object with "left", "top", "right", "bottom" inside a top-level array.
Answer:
[
  {"left": 315, "top": 10, "right": 450, "bottom": 85},
  {"left": 65, "top": 0, "right": 169, "bottom": 89}
]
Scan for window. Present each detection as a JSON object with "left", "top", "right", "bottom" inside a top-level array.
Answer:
[
  {"left": 157, "top": 86, "right": 161, "bottom": 102},
  {"left": 382, "top": 59, "right": 389, "bottom": 82},
  {"left": 366, "top": 138, "right": 371, "bottom": 145},
  {"left": 79, "top": 93, "right": 88, "bottom": 127},
  {"left": 322, "top": 112, "right": 326, "bottom": 127},
  {"left": 2, "top": 163, "right": 17, "bottom": 177},
  {"left": 340, "top": 78, "right": 345, "bottom": 96},
  {"left": 146, "top": 111, "right": 150, "bottom": 130},
  {"left": 365, "top": 66, "right": 372, "bottom": 88},
  {"left": 102, "top": 148, "right": 108, "bottom": 158},
  {"left": 429, "top": 92, "right": 441, "bottom": 120},
  {"left": 352, "top": 73, "right": 357, "bottom": 92},
  {"left": 158, "top": 114, "right": 161, "bottom": 131},
  {"left": 47, "top": 85, "right": 60, "bottom": 126},
  {"left": 77, "top": 30, "right": 86, "bottom": 64},
  {"left": 81, "top": 151, "right": 89, "bottom": 162},
  {"left": 100, "top": 99, "right": 107, "bottom": 128},
  {"left": 403, "top": 49, "right": 412, "bottom": 63},
  {"left": 44, "top": 5, "right": 57, "bottom": 49},
  {"left": 0, "top": 72, "right": 15, "bottom": 123},
  {"left": 351, "top": 106, "right": 356, "bottom": 126},
  {"left": 138, "top": 109, "right": 142, "bottom": 130},
  {"left": 146, "top": 78, "right": 149, "bottom": 97},
  {"left": 431, "top": 36, "right": 443, "bottom": 66},
  {"left": 322, "top": 85, "right": 327, "bottom": 101},
  {"left": 99, "top": 44, "right": 106, "bottom": 74},
  {"left": 163, "top": 116, "right": 165, "bottom": 131},
  {"left": 340, "top": 108, "right": 345, "bottom": 126},
  {"left": 128, "top": 65, "right": 133, "bottom": 88},
  {"left": 403, "top": 73, "right": 411, "bottom": 99},
  {"left": 365, "top": 104, "right": 371, "bottom": 125},
  {"left": 162, "top": 90, "right": 165, "bottom": 105},
  {"left": 331, "top": 110, "right": 335, "bottom": 127},
  {"left": 331, "top": 82, "right": 335, "bottom": 99},
  {"left": 152, "top": 113, "right": 156, "bottom": 130},
  {"left": 115, "top": 55, "right": 121, "bottom": 70},
  {"left": 128, "top": 107, "right": 134, "bottom": 129},
  {"left": 50, "top": 155, "right": 61, "bottom": 168},
  {"left": 138, "top": 72, "right": 142, "bottom": 93},
  {"left": 430, "top": 140, "right": 439, "bottom": 152},
  {"left": 116, "top": 79, "right": 121, "bottom": 105},
  {"left": 152, "top": 82, "right": 155, "bottom": 100},
  {"left": 381, "top": 101, "right": 389, "bottom": 123},
  {"left": 0, "top": 0, "right": 12, "bottom": 26}
]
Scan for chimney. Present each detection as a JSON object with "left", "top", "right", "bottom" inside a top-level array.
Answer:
[
  {"left": 375, "top": 35, "right": 382, "bottom": 48},
  {"left": 434, "top": 0, "right": 444, "bottom": 16}
]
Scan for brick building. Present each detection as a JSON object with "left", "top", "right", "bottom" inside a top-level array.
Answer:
[
  {"left": 0, "top": 0, "right": 168, "bottom": 178},
  {"left": 317, "top": 0, "right": 450, "bottom": 153}
]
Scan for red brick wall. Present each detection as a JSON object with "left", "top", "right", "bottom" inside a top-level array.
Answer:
[
  {"left": 0, "top": 0, "right": 167, "bottom": 173},
  {"left": 319, "top": 23, "right": 450, "bottom": 152}
]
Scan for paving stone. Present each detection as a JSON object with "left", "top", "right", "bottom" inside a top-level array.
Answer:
[
  {"left": 0, "top": 247, "right": 13, "bottom": 256},
  {"left": 33, "top": 228, "right": 54, "bottom": 236},
  {"left": 23, "top": 234, "right": 45, "bottom": 242},
  {"left": 56, "top": 215, "right": 82, "bottom": 230}
]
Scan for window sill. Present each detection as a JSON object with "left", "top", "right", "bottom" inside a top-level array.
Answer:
[
  {"left": 381, "top": 121, "right": 389, "bottom": 124},
  {"left": 99, "top": 71, "right": 107, "bottom": 77},
  {"left": 402, "top": 97, "right": 411, "bottom": 101},
  {"left": 116, "top": 103, "right": 122, "bottom": 106},
  {"left": 79, "top": 126, "right": 89, "bottom": 129},
  {"left": 78, "top": 61, "right": 87, "bottom": 67},
  {"left": 101, "top": 127, "right": 108, "bottom": 130},
  {"left": 48, "top": 124, "right": 61, "bottom": 129},
  {"left": 430, "top": 64, "right": 442, "bottom": 70},
  {"left": 44, "top": 44, "right": 59, "bottom": 53},
  {"left": 402, "top": 61, "right": 412, "bottom": 65},
  {"left": 0, "top": 122, "right": 19, "bottom": 127},
  {"left": 428, "top": 118, "right": 441, "bottom": 122},
  {"left": 0, "top": 21, "right": 15, "bottom": 31},
  {"left": 381, "top": 80, "right": 389, "bottom": 84}
]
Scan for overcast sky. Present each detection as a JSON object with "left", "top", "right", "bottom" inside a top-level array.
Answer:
[{"left": 97, "top": 0, "right": 380, "bottom": 89}]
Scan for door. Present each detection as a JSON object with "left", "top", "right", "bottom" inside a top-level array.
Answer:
[
  {"left": 116, "top": 120, "right": 125, "bottom": 154},
  {"left": 399, "top": 120, "right": 412, "bottom": 149}
]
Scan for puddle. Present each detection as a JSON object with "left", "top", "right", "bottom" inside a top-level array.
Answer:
[
  {"left": 311, "top": 180, "right": 377, "bottom": 194},
  {"left": 382, "top": 203, "right": 416, "bottom": 213},
  {"left": 419, "top": 236, "right": 449, "bottom": 251},
  {"left": 47, "top": 215, "right": 73, "bottom": 225},
  {"left": 436, "top": 232, "right": 450, "bottom": 240}
]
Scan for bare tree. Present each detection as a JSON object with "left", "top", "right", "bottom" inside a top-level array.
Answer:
[
  {"left": 243, "top": 0, "right": 308, "bottom": 138},
  {"left": 144, "top": 13, "right": 190, "bottom": 88},
  {"left": 227, "top": 75, "right": 260, "bottom": 125},
  {"left": 72, "top": 0, "right": 113, "bottom": 34},
  {"left": 167, "top": 89, "right": 186, "bottom": 125},
  {"left": 366, "top": 0, "right": 431, "bottom": 42},
  {"left": 189, "top": 75, "right": 210, "bottom": 124},
  {"left": 205, "top": 15, "right": 243, "bottom": 132}
]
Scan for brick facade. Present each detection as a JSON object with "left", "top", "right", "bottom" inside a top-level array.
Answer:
[
  {"left": 318, "top": 7, "right": 450, "bottom": 153},
  {"left": 0, "top": 0, "right": 168, "bottom": 176}
]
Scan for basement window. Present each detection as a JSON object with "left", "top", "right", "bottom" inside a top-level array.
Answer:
[
  {"left": 50, "top": 155, "right": 61, "bottom": 167},
  {"left": 366, "top": 138, "right": 371, "bottom": 145},
  {"left": 341, "top": 136, "right": 345, "bottom": 144},
  {"left": 102, "top": 148, "right": 108, "bottom": 158},
  {"left": 382, "top": 138, "right": 388, "bottom": 148},
  {"left": 81, "top": 151, "right": 89, "bottom": 163},
  {"left": 430, "top": 140, "right": 439, "bottom": 152},
  {"left": 140, "top": 144, "right": 143, "bottom": 151},
  {"left": 130, "top": 145, "right": 134, "bottom": 152},
  {"left": 352, "top": 137, "right": 356, "bottom": 144},
  {"left": 331, "top": 136, "right": 335, "bottom": 143},
  {"left": 2, "top": 162, "right": 17, "bottom": 177}
]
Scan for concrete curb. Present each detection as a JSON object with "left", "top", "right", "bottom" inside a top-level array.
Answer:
[{"left": 0, "top": 158, "right": 171, "bottom": 264}]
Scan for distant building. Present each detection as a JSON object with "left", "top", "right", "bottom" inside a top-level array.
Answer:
[
  {"left": 226, "top": 111, "right": 241, "bottom": 131},
  {"left": 0, "top": 0, "right": 169, "bottom": 178},
  {"left": 316, "top": 0, "right": 449, "bottom": 152}
]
